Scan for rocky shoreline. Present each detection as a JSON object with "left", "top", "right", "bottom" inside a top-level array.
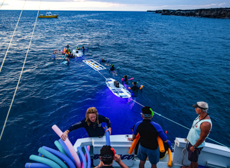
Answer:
[{"left": 147, "top": 8, "right": 230, "bottom": 19}]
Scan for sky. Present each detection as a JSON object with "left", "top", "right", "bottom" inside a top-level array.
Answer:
[{"left": 0, "top": 0, "right": 230, "bottom": 11}]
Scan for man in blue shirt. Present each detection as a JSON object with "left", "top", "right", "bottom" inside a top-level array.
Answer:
[{"left": 128, "top": 106, "right": 167, "bottom": 168}]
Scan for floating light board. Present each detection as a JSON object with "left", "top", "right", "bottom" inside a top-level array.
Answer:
[
  {"left": 106, "top": 78, "right": 131, "bottom": 98},
  {"left": 72, "top": 49, "right": 83, "bottom": 57},
  {"left": 83, "top": 59, "right": 106, "bottom": 71}
]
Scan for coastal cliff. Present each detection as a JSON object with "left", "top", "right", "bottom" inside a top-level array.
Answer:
[{"left": 147, "top": 8, "right": 230, "bottom": 19}]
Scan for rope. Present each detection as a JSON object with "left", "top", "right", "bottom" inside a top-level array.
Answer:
[
  {"left": 132, "top": 99, "right": 190, "bottom": 130},
  {"left": 96, "top": 70, "right": 106, "bottom": 80},
  {"left": 0, "top": 2, "right": 41, "bottom": 141},
  {"left": 0, "top": 0, "right": 6, "bottom": 8},
  {"left": 0, "top": 0, "right": 27, "bottom": 73}
]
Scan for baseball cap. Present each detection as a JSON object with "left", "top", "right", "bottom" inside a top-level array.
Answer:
[
  {"left": 192, "top": 101, "right": 208, "bottom": 110},
  {"left": 141, "top": 106, "right": 153, "bottom": 118}
]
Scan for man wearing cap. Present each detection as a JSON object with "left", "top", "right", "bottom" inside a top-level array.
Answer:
[
  {"left": 182, "top": 101, "right": 212, "bottom": 168},
  {"left": 128, "top": 106, "right": 168, "bottom": 168}
]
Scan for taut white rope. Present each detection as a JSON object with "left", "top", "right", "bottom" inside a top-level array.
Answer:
[
  {"left": 0, "top": 2, "right": 41, "bottom": 141},
  {"left": 0, "top": 0, "right": 26, "bottom": 73}
]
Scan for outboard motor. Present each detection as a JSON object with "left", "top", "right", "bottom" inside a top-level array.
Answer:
[{"left": 114, "top": 81, "right": 119, "bottom": 88}]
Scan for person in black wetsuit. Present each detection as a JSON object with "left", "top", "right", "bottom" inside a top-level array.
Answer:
[
  {"left": 61, "top": 107, "right": 111, "bottom": 140},
  {"left": 82, "top": 46, "right": 85, "bottom": 54},
  {"left": 100, "top": 58, "right": 108, "bottom": 64},
  {"left": 122, "top": 75, "right": 128, "bottom": 85},
  {"left": 109, "top": 64, "right": 115, "bottom": 72},
  {"left": 95, "top": 145, "right": 128, "bottom": 168},
  {"left": 128, "top": 106, "right": 168, "bottom": 168},
  {"left": 129, "top": 81, "right": 143, "bottom": 97}
]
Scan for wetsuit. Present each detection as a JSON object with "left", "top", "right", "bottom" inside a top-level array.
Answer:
[
  {"left": 110, "top": 66, "right": 115, "bottom": 71},
  {"left": 82, "top": 48, "right": 85, "bottom": 54},
  {"left": 122, "top": 78, "right": 128, "bottom": 85},
  {"left": 68, "top": 115, "right": 111, "bottom": 137},
  {"left": 131, "top": 85, "right": 139, "bottom": 97},
  {"left": 134, "top": 119, "right": 167, "bottom": 150},
  {"left": 101, "top": 59, "right": 106, "bottom": 62}
]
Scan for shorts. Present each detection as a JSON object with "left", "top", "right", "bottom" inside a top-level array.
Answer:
[
  {"left": 187, "top": 142, "right": 203, "bottom": 162},
  {"left": 137, "top": 144, "right": 159, "bottom": 165}
]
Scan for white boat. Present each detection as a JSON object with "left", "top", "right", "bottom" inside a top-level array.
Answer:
[
  {"left": 73, "top": 135, "right": 230, "bottom": 168},
  {"left": 105, "top": 78, "right": 131, "bottom": 98},
  {"left": 72, "top": 49, "right": 83, "bottom": 57}
]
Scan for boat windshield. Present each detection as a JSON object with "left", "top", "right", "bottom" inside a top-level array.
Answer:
[{"left": 46, "top": 12, "right": 52, "bottom": 15}]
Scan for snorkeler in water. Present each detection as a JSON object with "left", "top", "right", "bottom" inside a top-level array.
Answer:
[
  {"left": 100, "top": 58, "right": 110, "bottom": 64},
  {"left": 110, "top": 64, "right": 115, "bottom": 72},
  {"left": 121, "top": 75, "right": 134, "bottom": 85},
  {"left": 128, "top": 81, "right": 143, "bottom": 97},
  {"left": 82, "top": 46, "right": 85, "bottom": 54}
]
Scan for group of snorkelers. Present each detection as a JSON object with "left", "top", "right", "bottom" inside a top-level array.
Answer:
[
  {"left": 122, "top": 75, "right": 143, "bottom": 97},
  {"left": 99, "top": 58, "right": 144, "bottom": 98},
  {"left": 52, "top": 44, "right": 86, "bottom": 64}
]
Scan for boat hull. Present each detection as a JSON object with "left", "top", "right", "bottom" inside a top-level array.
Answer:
[
  {"left": 38, "top": 15, "right": 58, "bottom": 18},
  {"left": 106, "top": 78, "right": 131, "bottom": 98}
]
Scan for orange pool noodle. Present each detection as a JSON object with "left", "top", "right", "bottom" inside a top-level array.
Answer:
[
  {"left": 128, "top": 133, "right": 140, "bottom": 155},
  {"left": 168, "top": 148, "right": 173, "bottom": 167},
  {"left": 157, "top": 136, "right": 165, "bottom": 153}
]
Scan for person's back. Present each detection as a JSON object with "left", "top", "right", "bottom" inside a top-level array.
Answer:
[
  {"left": 131, "top": 85, "right": 139, "bottom": 97},
  {"left": 135, "top": 120, "right": 163, "bottom": 150},
  {"left": 129, "top": 106, "right": 167, "bottom": 168}
]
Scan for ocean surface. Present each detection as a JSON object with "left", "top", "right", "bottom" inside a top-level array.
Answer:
[{"left": 0, "top": 10, "right": 230, "bottom": 167}]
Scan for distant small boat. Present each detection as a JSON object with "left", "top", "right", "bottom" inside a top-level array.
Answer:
[{"left": 38, "top": 12, "right": 58, "bottom": 18}]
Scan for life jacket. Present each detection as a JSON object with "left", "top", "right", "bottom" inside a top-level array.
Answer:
[{"left": 64, "top": 48, "right": 70, "bottom": 55}]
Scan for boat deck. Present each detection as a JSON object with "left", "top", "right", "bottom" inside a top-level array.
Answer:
[{"left": 74, "top": 134, "right": 230, "bottom": 168}]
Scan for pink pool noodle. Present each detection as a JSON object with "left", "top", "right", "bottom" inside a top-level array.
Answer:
[{"left": 52, "top": 125, "right": 81, "bottom": 168}]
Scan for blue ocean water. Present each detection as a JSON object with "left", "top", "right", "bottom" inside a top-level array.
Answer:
[{"left": 0, "top": 10, "right": 230, "bottom": 167}]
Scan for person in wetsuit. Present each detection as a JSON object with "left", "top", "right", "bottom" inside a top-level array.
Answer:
[
  {"left": 82, "top": 46, "right": 85, "bottom": 54},
  {"left": 122, "top": 75, "right": 128, "bottom": 85},
  {"left": 109, "top": 65, "right": 115, "bottom": 72},
  {"left": 100, "top": 58, "right": 107, "bottom": 63},
  {"left": 61, "top": 107, "right": 111, "bottom": 140},
  {"left": 128, "top": 106, "right": 168, "bottom": 168},
  {"left": 129, "top": 81, "right": 143, "bottom": 97}
]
